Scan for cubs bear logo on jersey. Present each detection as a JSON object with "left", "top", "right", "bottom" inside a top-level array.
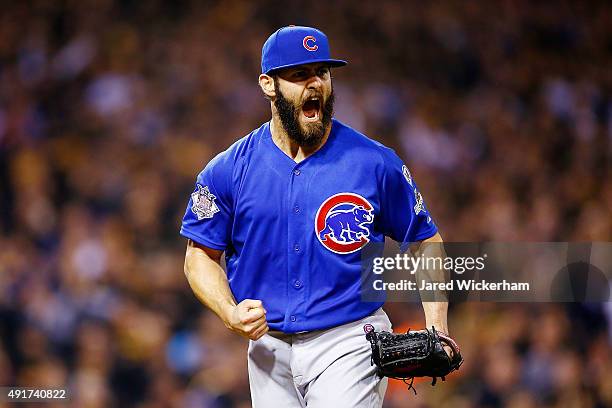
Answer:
[{"left": 315, "top": 193, "right": 374, "bottom": 254}]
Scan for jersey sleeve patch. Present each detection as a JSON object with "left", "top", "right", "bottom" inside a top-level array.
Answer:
[
  {"left": 402, "top": 165, "right": 413, "bottom": 186},
  {"left": 413, "top": 188, "right": 425, "bottom": 216},
  {"left": 191, "top": 184, "right": 220, "bottom": 220}
]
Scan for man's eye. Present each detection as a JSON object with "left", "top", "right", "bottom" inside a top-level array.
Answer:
[
  {"left": 293, "top": 71, "right": 306, "bottom": 78},
  {"left": 318, "top": 69, "right": 329, "bottom": 76}
]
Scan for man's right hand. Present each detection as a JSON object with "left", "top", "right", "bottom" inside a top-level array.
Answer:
[{"left": 223, "top": 299, "right": 269, "bottom": 340}]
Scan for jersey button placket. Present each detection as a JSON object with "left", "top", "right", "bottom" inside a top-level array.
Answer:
[{"left": 288, "top": 166, "right": 304, "bottom": 329}]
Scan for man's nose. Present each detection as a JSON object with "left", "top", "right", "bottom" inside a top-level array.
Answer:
[{"left": 306, "top": 75, "right": 323, "bottom": 90}]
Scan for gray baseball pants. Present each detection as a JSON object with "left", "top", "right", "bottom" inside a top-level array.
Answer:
[{"left": 247, "top": 308, "right": 392, "bottom": 407}]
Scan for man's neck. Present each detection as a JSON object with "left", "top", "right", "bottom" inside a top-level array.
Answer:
[{"left": 270, "top": 115, "right": 332, "bottom": 163}]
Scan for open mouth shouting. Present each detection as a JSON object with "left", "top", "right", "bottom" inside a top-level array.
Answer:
[{"left": 301, "top": 96, "right": 322, "bottom": 122}]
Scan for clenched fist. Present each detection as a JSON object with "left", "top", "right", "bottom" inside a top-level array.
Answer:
[{"left": 223, "top": 299, "right": 269, "bottom": 340}]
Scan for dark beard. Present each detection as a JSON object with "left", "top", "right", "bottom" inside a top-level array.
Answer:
[{"left": 274, "top": 81, "right": 335, "bottom": 148}]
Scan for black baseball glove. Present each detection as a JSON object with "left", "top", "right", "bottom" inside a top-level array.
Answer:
[{"left": 365, "top": 326, "right": 463, "bottom": 393}]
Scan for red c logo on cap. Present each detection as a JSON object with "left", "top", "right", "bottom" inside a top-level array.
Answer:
[{"left": 303, "top": 36, "right": 318, "bottom": 51}]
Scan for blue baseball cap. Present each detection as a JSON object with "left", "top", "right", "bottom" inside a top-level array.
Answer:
[{"left": 261, "top": 26, "right": 347, "bottom": 75}]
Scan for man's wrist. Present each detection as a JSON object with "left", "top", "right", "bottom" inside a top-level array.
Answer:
[
  {"left": 219, "top": 302, "right": 237, "bottom": 326},
  {"left": 426, "top": 321, "right": 449, "bottom": 335}
]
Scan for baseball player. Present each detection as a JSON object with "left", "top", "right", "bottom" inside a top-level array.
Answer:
[{"left": 181, "top": 26, "right": 451, "bottom": 407}]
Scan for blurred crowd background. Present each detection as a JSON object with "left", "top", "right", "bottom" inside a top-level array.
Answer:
[{"left": 0, "top": 1, "right": 611, "bottom": 407}]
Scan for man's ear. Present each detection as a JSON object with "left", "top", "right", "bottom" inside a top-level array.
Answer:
[{"left": 259, "top": 74, "right": 276, "bottom": 99}]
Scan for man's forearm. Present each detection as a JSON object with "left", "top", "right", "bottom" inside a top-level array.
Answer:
[
  {"left": 422, "top": 301, "right": 448, "bottom": 334},
  {"left": 184, "top": 243, "right": 236, "bottom": 323},
  {"left": 413, "top": 233, "right": 449, "bottom": 333},
  {"left": 184, "top": 241, "right": 269, "bottom": 340}
]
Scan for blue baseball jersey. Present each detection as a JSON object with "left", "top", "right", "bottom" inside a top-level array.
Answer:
[{"left": 180, "top": 119, "right": 437, "bottom": 333}]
